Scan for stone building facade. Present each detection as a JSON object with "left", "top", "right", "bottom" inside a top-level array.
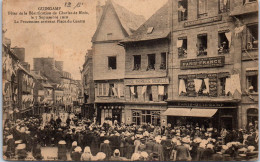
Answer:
[
  {"left": 230, "top": 0, "right": 258, "bottom": 129},
  {"left": 165, "top": 0, "right": 258, "bottom": 129}
]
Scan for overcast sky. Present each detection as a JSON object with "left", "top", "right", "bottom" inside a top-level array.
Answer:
[{"left": 3, "top": 0, "right": 168, "bottom": 80}]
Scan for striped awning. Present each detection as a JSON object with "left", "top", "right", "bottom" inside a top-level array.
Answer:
[{"left": 162, "top": 108, "right": 218, "bottom": 117}]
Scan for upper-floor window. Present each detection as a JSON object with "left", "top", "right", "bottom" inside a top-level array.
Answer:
[
  {"left": 160, "top": 53, "right": 167, "bottom": 70},
  {"left": 133, "top": 55, "right": 141, "bottom": 70},
  {"left": 197, "top": 34, "right": 207, "bottom": 56},
  {"left": 198, "top": 0, "right": 208, "bottom": 18},
  {"left": 244, "top": 0, "right": 257, "bottom": 4},
  {"left": 177, "top": 37, "right": 187, "bottom": 58},
  {"left": 178, "top": 0, "right": 188, "bottom": 21},
  {"left": 219, "top": 0, "right": 230, "bottom": 13},
  {"left": 108, "top": 56, "right": 117, "bottom": 70},
  {"left": 246, "top": 24, "right": 258, "bottom": 50},
  {"left": 147, "top": 54, "right": 155, "bottom": 71},
  {"left": 246, "top": 70, "right": 258, "bottom": 93},
  {"left": 218, "top": 31, "right": 231, "bottom": 54}
]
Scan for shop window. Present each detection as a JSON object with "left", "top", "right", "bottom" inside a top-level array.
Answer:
[
  {"left": 177, "top": 37, "right": 187, "bottom": 58},
  {"left": 160, "top": 53, "right": 167, "bottom": 70},
  {"left": 247, "top": 108, "right": 258, "bottom": 129},
  {"left": 108, "top": 56, "right": 117, "bottom": 70},
  {"left": 247, "top": 74, "right": 258, "bottom": 93},
  {"left": 219, "top": 0, "right": 230, "bottom": 13},
  {"left": 133, "top": 55, "right": 141, "bottom": 70},
  {"left": 246, "top": 24, "right": 258, "bottom": 50},
  {"left": 147, "top": 54, "right": 155, "bottom": 71},
  {"left": 132, "top": 110, "right": 141, "bottom": 125},
  {"left": 197, "top": 34, "right": 207, "bottom": 56},
  {"left": 218, "top": 31, "right": 230, "bottom": 54},
  {"left": 198, "top": 0, "right": 208, "bottom": 18},
  {"left": 178, "top": 0, "right": 188, "bottom": 21}
]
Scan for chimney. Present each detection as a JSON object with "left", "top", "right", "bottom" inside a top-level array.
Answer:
[{"left": 96, "top": 0, "right": 104, "bottom": 27}]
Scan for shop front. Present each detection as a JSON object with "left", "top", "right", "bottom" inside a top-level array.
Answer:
[
  {"left": 124, "top": 104, "right": 167, "bottom": 126},
  {"left": 96, "top": 103, "right": 125, "bottom": 125},
  {"left": 165, "top": 101, "right": 238, "bottom": 130}
]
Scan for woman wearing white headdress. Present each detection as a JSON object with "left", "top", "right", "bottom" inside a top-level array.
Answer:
[{"left": 80, "top": 146, "right": 93, "bottom": 161}]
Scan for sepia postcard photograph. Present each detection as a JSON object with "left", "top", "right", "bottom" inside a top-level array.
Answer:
[{"left": 2, "top": 0, "right": 259, "bottom": 161}]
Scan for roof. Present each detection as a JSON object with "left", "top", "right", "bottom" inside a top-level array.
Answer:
[
  {"left": 120, "top": 1, "right": 170, "bottom": 43},
  {"left": 92, "top": 0, "right": 146, "bottom": 42}
]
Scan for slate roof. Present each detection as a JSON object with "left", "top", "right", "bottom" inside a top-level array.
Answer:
[
  {"left": 92, "top": 0, "right": 146, "bottom": 42},
  {"left": 120, "top": 1, "right": 170, "bottom": 43}
]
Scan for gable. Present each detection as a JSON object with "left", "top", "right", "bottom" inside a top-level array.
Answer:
[{"left": 94, "top": 5, "right": 127, "bottom": 42}]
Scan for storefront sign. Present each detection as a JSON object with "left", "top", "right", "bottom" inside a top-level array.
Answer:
[
  {"left": 169, "top": 102, "right": 237, "bottom": 108},
  {"left": 184, "top": 15, "right": 222, "bottom": 27},
  {"left": 125, "top": 77, "right": 169, "bottom": 85},
  {"left": 180, "top": 56, "right": 225, "bottom": 70}
]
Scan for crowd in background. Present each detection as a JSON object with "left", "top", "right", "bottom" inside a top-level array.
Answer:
[{"left": 3, "top": 114, "right": 259, "bottom": 161}]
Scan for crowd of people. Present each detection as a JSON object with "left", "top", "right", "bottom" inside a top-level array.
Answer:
[{"left": 3, "top": 114, "right": 259, "bottom": 161}]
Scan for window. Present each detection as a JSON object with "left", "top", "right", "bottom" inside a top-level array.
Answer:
[
  {"left": 107, "top": 33, "right": 113, "bottom": 40},
  {"left": 218, "top": 31, "right": 231, "bottom": 54},
  {"left": 108, "top": 56, "right": 117, "bottom": 70},
  {"left": 218, "top": 77, "right": 227, "bottom": 96},
  {"left": 246, "top": 24, "right": 258, "bottom": 50},
  {"left": 109, "top": 83, "right": 115, "bottom": 96},
  {"left": 178, "top": 78, "right": 188, "bottom": 96},
  {"left": 130, "top": 86, "right": 138, "bottom": 100},
  {"left": 178, "top": 0, "right": 188, "bottom": 21},
  {"left": 247, "top": 74, "right": 258, "bottom": 93},
  {"left": 147, "top": 54, "right": 155, "bottom": 71},
  {"left": 97, "top": 83, "right": 109, "bottom": 96},
  {"left": 132, "top": 110, "right": 141, "bottom": 125},
  {"left": 247, "top": 108, "right": 258, "bottom": 130},
  {"left": 219, "top": 0, "right": 230, "bottom": 13},
  {"left": 198, "top": 0, "right": 208, "bottom": 18},
  {"left": 197, "top": 34, "right": 207, "bottom": 56},
  {"left": 160, "top": 53, "right": 166, "bottom": 69},
  {"left": 177, "top": 37, "right": 187, "bottom": 58},
  {"left": 133, "top": 55, "right": 141, "bottom": 70},
  {"left": 133, "top": 110, "right": 160, "bottom": 125},
  {"left": 146, "top": 85, "right": 153, "bottom": 101}
]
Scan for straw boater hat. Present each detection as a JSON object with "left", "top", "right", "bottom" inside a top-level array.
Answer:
[
  {"left": 7, "top": 135, "right": 13, "bottom": 139},
  {"left": 72, "top": 141, "right": 77, "bottom": 146},
  {"left": 131, "top": 153, "right": 141, "bottom": 161},
  {"left": 58, "top": 140, "right": 66, "bottom": 145},
  {"left": 74, "top": 146, "right": 82, "bottom": 152},
  {"left": 15, "top": 140, "right": 22, "bottom": 144},
  {"left": 17, "top": 143, "right": 26, "bottom": 150},
  {"left": 95, "top": 152, "right": 106, "bottom": 160},
  {"left": 207, "top": 144, "right": 214, "bottom": 149},
  {"left": 140, "top": 151, "right": 148, "bottom": 158},
  {"left": 104, "top": 140, "right": 109, "bottom": 144}
]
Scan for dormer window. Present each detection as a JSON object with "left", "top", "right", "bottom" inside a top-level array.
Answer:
[
  {"left": 147, "top": 27, "right": 154, "bottom": 34},
  {"left": 178, "top": 0, "right": 188, "bottom": 21}
]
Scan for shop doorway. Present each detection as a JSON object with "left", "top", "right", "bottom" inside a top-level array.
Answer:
[
  {"left": 112, "top": 109, "right": 121, "bottom": 123},
  {"left": 220, "top": 116, "right": 233, "bottom": 130}
]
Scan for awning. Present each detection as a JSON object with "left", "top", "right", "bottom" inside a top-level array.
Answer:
[{"left": 162, "top": 108, "right": 218, "bottom": 117}]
